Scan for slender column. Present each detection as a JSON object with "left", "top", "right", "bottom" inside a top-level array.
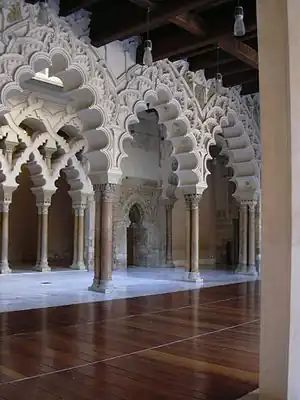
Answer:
[
  {"left": 84, "top": 195, "right": 95, "bottom": 270},
  {"left": 89, "top": 183, "right": 117, "bottom": 293},
  {"left": 71, "top": 204, "right": 86, "bottom": 270},
  {"left": 248, "top": 202, "right": 257, "bottom": 275},
  {"left": 35, "top": 203, "right": 51, "bottom": 272},
  {"left": 0, "top": 201, "right": 11, "bottom": 274},
  {"left": 165, "top": 199, "right": 176, "bottom": 266},
  {"left": 184, "top": 193, "right": 203, "bottom": 282},
  {"left": 255, "top": 199, "right": 261, "bottom": 274},
  {"left": 237, "top": 203, "right": 248, "bottom": 273},
  {"left": 255, "top": 0, "right": 300, "bottom": 398}
]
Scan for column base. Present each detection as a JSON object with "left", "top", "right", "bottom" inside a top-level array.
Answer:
[
  {"left": 164, "top": 262, "right": 175, "bottom": 268},
  {"left": 35, "top": 262, "right": 51, "bottom": 272},
  {"left": 238, "top": 389, "right": 259, "bottom": 399},
  {"left": 0, "top": 261, "right": 11, "bottom": 274},
  {"left": 70, "top": 262, "right": 86, "bottom": 271},
  {"left": 184, "top": 271, "right": 204, "bottom": 284},
  {"left": 247, "top": 264, "right": 258, "bottom": 276},
  {"left": 88, "top": 279, "right": 114, "bottom": 293},
  {"left": 235, "top": 264, "right": 248, "bottom": 274}
]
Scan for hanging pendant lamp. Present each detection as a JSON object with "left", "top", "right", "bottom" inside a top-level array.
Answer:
[
  {"left": 37, "top": 0, "right": 48, "bottom": 25},
  {"left": 234, "top": 0, "right": 245, "bottom": 37},
  {"left": 215, "top": 45, "right": 223, "bottom": 94},
  {"left": 143, "top": 7, "right": 153, "bottom": 67}
]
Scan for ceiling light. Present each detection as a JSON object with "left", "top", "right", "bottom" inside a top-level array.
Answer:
[
  {"left": 143, "top": 7, "right": 153, "bottom": 67},
  {"left": 37, "top": 1, "right": 48, "bottom": 25},
  {"left": 234, "top": 5, "right": 246, "bottom": 37}
]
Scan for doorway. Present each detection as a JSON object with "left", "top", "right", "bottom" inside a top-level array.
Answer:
[{"left": 126, "top": 204, "right": 144, "bottom": 267}]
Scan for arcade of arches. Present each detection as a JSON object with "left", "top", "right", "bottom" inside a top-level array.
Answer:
[{"left": 0, "top": 1, "right": 261, "bottom": 294}]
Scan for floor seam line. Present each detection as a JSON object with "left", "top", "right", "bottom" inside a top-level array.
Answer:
[
  {"left": 0, "top": 318, "right": 260, "bottom": 387},
  {"left": 0, "top": 295, "right": 247, "bottom": 339}
]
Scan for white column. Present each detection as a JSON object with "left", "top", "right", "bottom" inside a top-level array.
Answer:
[
  {"left": 0, "top": 201, "right": 11, "bottom": 274},
  {"left": 248, "top": 202, "right": 257, "bottom": 275},
  {"left": 257, "top": 0, "right": 300, "bottom": 398},
  {"left": 84, "top": 195, "right": 95, "bottom": 270}
]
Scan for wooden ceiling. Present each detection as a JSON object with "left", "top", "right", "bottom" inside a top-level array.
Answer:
[{"left": 29, "top": 0, "right": 259, "bottom": 94}]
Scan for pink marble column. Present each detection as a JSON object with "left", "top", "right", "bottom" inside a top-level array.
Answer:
[
  {"left": 184, "top": 193, "right": 203, "bottom": 282},
  {"left": 237, "top": 203, "right": 248, "bottom": 273},
  {"left": 71, "top": 204, "right": 86, "bottom": 270},
  {"left": 165, "top": 199, "right": 176, "bottom": 266},
  {"left": 35, "top": 203, "right": 51, "bottom": 272},
  {"left": 89, "top": 183, "right": 117, "bottom": 293}
]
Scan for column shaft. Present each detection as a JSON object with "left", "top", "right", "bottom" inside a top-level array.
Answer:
[
  {"left": 237, "top": 204, "right": 248, "bottom": 273},
  {"left": 165, "top": 202, "right": 175, "bottom": 266},
  {"left": 89, "top": 184, "right": 116, "bottom": 293},
  {"left": 184, "top": 194, "right": 202, "bottom": 282},
  {"left": 0, "top": 203, "right": 11, "bottom": 274},
  {"left": 71, "top": 205, "right": 86, "bottom": 270},
  {"left": 248, "top": 203, "right": 257, "bottom": 275},
  {"left": 35, "top": 204, "right": 50, "bottom": 272}
]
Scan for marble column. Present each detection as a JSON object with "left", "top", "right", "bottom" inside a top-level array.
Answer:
[
  {"left": 248, "top": 202, "right": 257, "bottom": 275},
  {"left": 237, "top": 203, "right": 248, "bottom": 273},
  {"left": 71, "top": 204, "right": 86, "bottom": 270},
  {"left": 89, "top": 183, "right": 117, "bottom": 293},
  {"left": 256, "top": 0, "right": 300, "bottom": 397},
  {"left": 84, "top": 195, "right": 95, "bottom": 270},
  {"left": 35, "top": 202, "right": 51, "bottom": 272},
  {"left": 0, "top": 201, "right": 11, "bottom": 274},
  {"left": 165, "top": 199, "right": 176, "bottom": 267},
  {"left": 184, "top": 193, "right": 203, "bottom": 282},
  {"left": 255, "top": 200, "right": 261, "bottom": 274}
]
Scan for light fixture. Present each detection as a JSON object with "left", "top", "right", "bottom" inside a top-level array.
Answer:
[
  {"left": 37, "top": 0, "right": 48, "bottom": 26},
  {"left": 215, "top": 45, "right": 223, "bottom": 94},
  {"left": 143, "top": 7, "right": 153, "bottom": 67},
  {"left": 234, "top": 1, "right": 245, "bottom": 37}
]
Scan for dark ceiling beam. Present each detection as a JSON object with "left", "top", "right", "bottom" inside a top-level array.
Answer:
[
  {"left": 169, "top": 13, "right": 206, "bottom": 36},
  {"left": 241, "top": 80, "right": 259, "bottom": 95},
  {"left": 169, "top": 11, "right": 259, "bottom": 70},
  {"left": 59, "top": 0, "right": 101, "bottom": 16},
  {"left": 205, "top": 60, "right": 253, "bottom": 79},
  {"left": 218, "top": 36, "right": 258, "bottom": 69},
  {"left": 222, "top": 70, "right": 258, "bottom": 87},
  {"left": 189, "top": 50, "right": 234, "bottom": 71},
  {"left": 91, "top": 0, "right": 218, "bottom": 46},
  {"left": 152, "top": 3, "right": 257, "bottom": 61}
]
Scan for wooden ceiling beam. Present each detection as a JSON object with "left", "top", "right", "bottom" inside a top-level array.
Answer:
[
  {"left": 189, "top": 52, "right": 234, "bottom": 71},
  {"left": 91, "top": 0, "right": 216, "bottom": 47},
  {"left": 205, "top": 60, "right": 253, "bottom": 79},
  {"left": 222, "top": 70, "right": 258, "bottom": 87},
  {"left": 218, "top": 36, "right": 258, "bottom": 69}
]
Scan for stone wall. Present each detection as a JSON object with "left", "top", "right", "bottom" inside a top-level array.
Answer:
[{"left": 113, "top": 178, "right": 164, "bottom": 269}]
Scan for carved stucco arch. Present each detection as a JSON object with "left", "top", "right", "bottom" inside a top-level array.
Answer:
[
  {"left": 0, "top": 1, "right": 119, "bottom": 182},
  {"left": 116, "top": 61, "right": 205, "bottom": 193},
  {"left": 122, "top": 193, "right": 148, "bottom": 228},
  {"left": 1, "top": 100, "right": 93, "bottom": 196},
  {"left": 184, "top": 67, "right": 260, "bottom": 199}
]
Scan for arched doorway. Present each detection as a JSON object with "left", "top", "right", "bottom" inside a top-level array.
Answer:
[
  {"left": 48, "top": 171, "right": 73, "bottom": 269},
  {"left": 127, "top": 204, "right": 144, "bottom": 267},
  {"left": 8, "top": 165, "right": 38, "bottom": 270}
]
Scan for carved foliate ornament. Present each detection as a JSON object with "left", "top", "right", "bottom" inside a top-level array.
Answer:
[{"left": 184, "top": 194, "right": 202, "bottom": 210}]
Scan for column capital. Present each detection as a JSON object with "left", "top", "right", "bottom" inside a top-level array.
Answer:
[
  {"left": 184, "top": 193, "right": 202, "bottom": 210},
  {"left": 73, "top": 204, "right": 86, "bottom": 217},
  {"left": 93, "top": 183, "right": 118, "bottom": 202},
  {"left": 37, "top": 203, "right": 50, "bottom": 215}
]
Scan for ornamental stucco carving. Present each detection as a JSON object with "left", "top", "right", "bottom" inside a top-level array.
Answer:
[{"left": 0, "top": 1, "right": 260, "bottom": 199}]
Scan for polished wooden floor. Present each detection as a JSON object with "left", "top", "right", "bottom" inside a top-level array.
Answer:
[{"left": 0, "top": 281, "right": 260, "bottom": 400}]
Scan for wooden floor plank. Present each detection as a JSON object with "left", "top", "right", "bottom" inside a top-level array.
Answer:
[{"left": 0, "top": 280, "right": 260, "bottom": 399}]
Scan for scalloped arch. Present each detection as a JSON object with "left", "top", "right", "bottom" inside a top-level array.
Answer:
[
  {"left": 116, "top": 61, "right": 206, "bottom": 192},
  {"left": 0, "top": 3, "right": 119, "bottom": 180}
]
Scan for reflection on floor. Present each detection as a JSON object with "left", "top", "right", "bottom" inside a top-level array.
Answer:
[{"left": 0, "top": 267, "right": 259, "bottom": 313}]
